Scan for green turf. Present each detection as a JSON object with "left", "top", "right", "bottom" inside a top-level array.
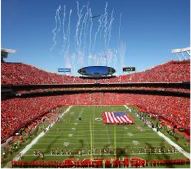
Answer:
[{"left": 18, "top": 105, "right": 190, "bottom": 168}]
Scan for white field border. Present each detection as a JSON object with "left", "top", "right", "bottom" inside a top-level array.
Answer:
[
  {"left": 11, "top": 106, "right": 72, "bottom": 161},
  {"left": 7, "top": 104, "right": 190, "bottom": 166},
  {"left": 152, "top": 128, "right": 190, "bottom": 159},
  {"left": 24, "top": 151, "right": 180, "bottom": 157},
  {"left": 124, "top": 105, "right": 190, "bottom": 159}
]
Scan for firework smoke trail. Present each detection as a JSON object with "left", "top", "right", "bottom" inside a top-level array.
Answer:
[
  {"left": 75, "top": 1, "right": 85, "bottom": 49},
  {"left": 62, "top": 5, "right": 67, "bottom": 41},
  {"left": 50, "top": 5, "right": 62, "bottom": 51},
  {"left": 63, "top": 9, "right": 72, "bottom": 70},
  {"left": 83, "top": 2, "right": 89, "bottom": 47},
  {"left": 92, "top": 14, "right": 103, "bottom": 52},
  {"left": 107, "top": 8, "right": 114, "bottom": 49},
  {"left": 119, "top": 42, "right": 126, "bottom": 72},
  {"left": 57, "top": 6, "right": 62, "bottom": 32},
  {"left": 88, "top": 8, "right": 93, "bottom": 55},
  {"left": 118, "top": 13, "right": 122, "bottom": 43},
  {"left": 66, "top": 9, "right": 72, "bottom": 53},
  {"left": 78, "top": 3, "right": 89, "bottom": 64},
  {"left": 105, "top": 8, "right": 114, "bottom": 66},
  {"left": 112, "top": 49, "right": 118, "bottom": 68},
  {"left": 80, "top": 2, "right": 89, "bottom": 53},
  {"left": 61, "top": 5, "right": 67, "bottom": 54},
  {"left": 103, "top": 2, "right": 108, "bottom": 49}
]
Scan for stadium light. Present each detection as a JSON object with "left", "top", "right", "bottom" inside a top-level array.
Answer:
[
  {"left": 1, "top": 48, "right": 17, "bottom": 54},
  {"left": 171, "top": 47, "right": 190, "bottom": 54},
  {"left": 1, "top": 48, "right": 17, "bottom": 61},
  {"left": 171, "top": 47, "right": 190, "bottom": 60}
]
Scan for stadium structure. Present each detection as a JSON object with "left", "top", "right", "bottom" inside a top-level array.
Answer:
[
  {"left": 1, "top": 48, "right": 16, "bottom": 62},
  {"left": 171, "top": 47, "right": 190, "bottom": 60},
  {"left": 1, "top": 47, "right": 190, "bottom": 168}
]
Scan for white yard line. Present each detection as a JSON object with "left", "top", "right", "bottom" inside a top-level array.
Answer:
[
  {"left": 49, "top": 127, "right": 123, "bottom": 130},
  {"left": 152, "top": 128, "right": 190, "bottom": 159},
  {"left": 12, "top": 106, "right": 72, "bottom": 162},
  {"left": 124, "top": 105, "right": 190, "bottom": 159},
  {"left": 43, "top": 134, "right": 159, "bottom": 138},
  {"left": 103, "top": 106, "right": 111, "bottom": 145},
  {"left": 23, "top": 152, "right": 180, "bottom": 157},
  {"left": 92, "top": 106, "right": 95, "bottom": 151},
  {"left": 124, "top": 105, "right": 132, "bottom": 112},
  {"left": 30, "top": 141, "right": 167, "bottom": 145}
]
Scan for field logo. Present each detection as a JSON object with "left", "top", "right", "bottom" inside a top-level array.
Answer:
[
  {"left": 95, "top": 117, "right": 102, "bottom": 121},
  {"left": 127, "top": 132, "right": 133, "bottom": 137},
  {"left": 74, "top": 123, "right": 78, "bottom": 125},
  {"left": 72, "top": 128, "right": 76, "bottom": 131},
  {"left": 69, "top": 134, "right": 73, "bottom": 137},
  {"left": 64, "top": 142, "right": 69, "bottom": 147},
  {"left": 132, "top": 140, "right": 139, "bottom": 145}
]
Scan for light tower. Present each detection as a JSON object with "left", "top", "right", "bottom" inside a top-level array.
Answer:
[
  {"left": 171, "top": 47, "right": 190, "bottom": 60},
  {"left": 1, "top": 48, "right": 16, "bottom": 62}
]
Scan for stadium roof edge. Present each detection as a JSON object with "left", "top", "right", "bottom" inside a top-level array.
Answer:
[
  {"left": 1, "top": 48, "right": 17, "bottom": 61},
  {"left": 171, "top": 47, "right": 190, "bottom": 54},
  {"left": 1, "top": 48, "right": 17, "bottom": 54}
]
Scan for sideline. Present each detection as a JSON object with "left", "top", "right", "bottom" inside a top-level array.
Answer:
[
  {"left": 124, "top": 105, "right": 132, "bottom": 112},
  {"left": 152, "top": 128, "right": 190, "bottom": 159},
  {"left": 124, "top": 105, "right": 190, "bottom": 159},
  {"left": 5, "top": 106, "right": 72, "bottom": 167}
]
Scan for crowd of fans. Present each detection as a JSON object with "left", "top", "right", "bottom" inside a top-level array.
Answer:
[
  {"left": 1, "top": 93, "right": 190, "bottom": 142},
  {"left": 124, "top": 95, "right": 190, "bottom": 130},
  {"left": 1, "top": 96, "right": 67, "bottom": 143},
  {"left": 1, "top": 59, "right": 190, "bottom": 142},
  {"left": 1, "top": 60, "right": 190, "bottom": 85}
]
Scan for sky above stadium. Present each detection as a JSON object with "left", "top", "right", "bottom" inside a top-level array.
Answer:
[{"left": 2, "top": 0, "right": 190, "bottom": 76}]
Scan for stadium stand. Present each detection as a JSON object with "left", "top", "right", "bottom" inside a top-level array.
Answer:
[
  {"left": 1, "top": 93, "right": 190, "bottom": 142},
  {"left": 1, "top": 60, "right": 190, "bottom": 142},
  {"left": 1, "top": 96, "right": 67, "bottom": 143},
  {"left": 1, "top": 60, "right": 190, "bottom": 85}
]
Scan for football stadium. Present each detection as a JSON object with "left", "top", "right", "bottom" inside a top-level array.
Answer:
[{"left": 1, "top": 0, "right": 190, "bottom": 168}]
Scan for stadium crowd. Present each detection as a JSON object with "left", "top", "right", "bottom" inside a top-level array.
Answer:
[
  {"left": 1, "top": 97, "right": 67, "bottom": 143},
  {"left": 1, "top": 60, "right": 190, "bottom": 85},
  {"left": 1, "top": 93, "right": 190, "bottom": 142},
  {"left": 1, "top": 59, "right": 190, "bottom": 142}
]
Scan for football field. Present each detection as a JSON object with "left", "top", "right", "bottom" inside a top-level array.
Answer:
[{"left": 20, "top": 105, "right": 189, "bottom": 167}]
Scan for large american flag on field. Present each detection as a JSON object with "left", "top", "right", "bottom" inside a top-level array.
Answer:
[{"left": 102, "top": 112, "right": 135, "bottom": 124}]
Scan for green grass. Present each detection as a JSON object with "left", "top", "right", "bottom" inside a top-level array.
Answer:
[
  {"left": 128, "top": 105, "right": 190, "bottom": 152},
  {"left": 16, "top": 106, "right": 189, "bottom": 168}
]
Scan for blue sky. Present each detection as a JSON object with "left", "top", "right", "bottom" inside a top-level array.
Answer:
[{"left": 2, "top": 0, "right": 190, "bottom": 76}]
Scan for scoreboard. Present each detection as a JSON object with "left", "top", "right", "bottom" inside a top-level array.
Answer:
[
  {"left": 58, "top": 68, "right": 71, "bottom": 73},
  {"left": 123, "top": 67, "right": 136, "bottom": 72}
]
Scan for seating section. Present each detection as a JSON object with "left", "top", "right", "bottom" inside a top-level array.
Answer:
[
  {"left": 1, "top": 96, "right": 68, "bottom": 143},
  {"left": 124, "top": 95, "right": 190, "bottom": 130},
  {"left": 1, "top": 60, "right": 190, "bottom": 85},
  {"left": 1, "top": 93, "right": 190, "bottom": 142},
  {"left": 1, "top": 60, "right": 190, "bottom": 142}
]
